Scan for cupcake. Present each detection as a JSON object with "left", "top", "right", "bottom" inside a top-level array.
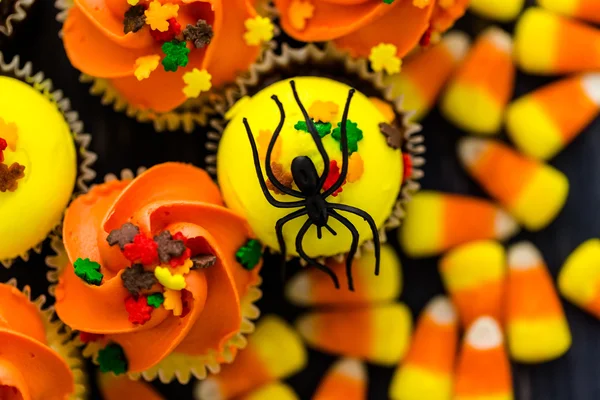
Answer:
[
  {"left": 48, "top": 163, "right": 263, "bottom": 383},
  {"left": 56, "top": 0, "right": 274, "bottom": 132},
  {"left": 210, "top": 45, "right": 424, "bottom": 290},
  {"left": 0, "top": 52, "right": 96, "bottom": 267},
  {"left": 0, "top": 0, "right": 35, "bottom": 37},
  {"left": 273, "top": 0, "right": 469, "bottom": 60},
  {"left": 0, "top": 280, "right": 86, "bottom": 399}
]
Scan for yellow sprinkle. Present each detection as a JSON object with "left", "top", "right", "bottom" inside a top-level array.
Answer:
[
  {"left": 0, "top": 117, "right": 18, "bottom": 151},
  {"left": 369, "top": 43, "right": 402, "bottom": 75},
  {"left": 171, "top": 259, "right": 193, "bottom": 276},
  {"left": 134, "top": 55, "right": 160, "bottom": 81},
  {"left": 145, "top": 1, "right": 179, "bottom": 32},
  {"left": 347, "top": 153, "right": 364, "bottom": 183},
  {"left": 163, "top": 289, "right": 183, "bottom": 316},
  {"left": 127, "top": 0, "right": 139, "bottom": 5},
  {"left": 182, "top": 68, "right": 212, "bottom": 98},
  {"left": 413, "top": 0, "right": 431, "bottom": 8},
  {"left": 154, "top": 267, "right": 186, "bottom": 290},
  {"left": 289, "top": 0, "right": 315, "bottom": 31},
  {"left": 309, "top": 100, "right": 339, "bottom": 123},
  {"left": 244, "top": 16, "right": 275, "bottom": 46}
]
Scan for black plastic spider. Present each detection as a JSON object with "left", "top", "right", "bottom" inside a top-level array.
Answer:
[{"left": 242, "top": 80, "right": 381, "bottom": 291}]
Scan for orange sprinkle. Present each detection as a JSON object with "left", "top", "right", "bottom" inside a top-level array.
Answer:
[
  {"left": 0, "top": 117, "right": 18, "bottom": 151},
  {"left": 309, "top": 100, "right": 339, "bottom": 123},
  {"left": 347, "top": 153, "right": 364, "bottom": 183},
  {"left": 289, "top": 0, "right": 315, "bottom": 31}
]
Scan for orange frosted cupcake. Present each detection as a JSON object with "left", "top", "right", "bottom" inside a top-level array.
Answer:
[
  {"left": 57, "top": 0, "right": 273, "bottom": 131},
  {"left": 49, "top": 163, "right": 263, "bottom": 383},
  {"left": 273, "top": 0, "right": 469, "bottom": 60},
  {"left": 0, "top": 280, "right": 86, "bottom": 399}
]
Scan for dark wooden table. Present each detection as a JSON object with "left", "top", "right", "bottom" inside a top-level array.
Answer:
[{"left": 2, "top": 1, "right": 600, "bottom": 399}]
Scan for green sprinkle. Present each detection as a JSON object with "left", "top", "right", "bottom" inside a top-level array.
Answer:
[
  {"left": 294, "top": 120, "right": 332, "bottom": 138},
  {"left": 383, "top": 0, "right": 395, "bottom": 3},
  {"left": 147, "top": 293, "right": 165, "bottom": 308},
  {"left": 74, "top": 258, "right": 103, "bottom": 286},
  {"left": 235, "top": 239, "right": 262, "bottom": 270},
  {"left": 332, "top": 119, "right": 363, "bottom": 155},
  {"left": 162, "top": 40, "right": 190, "bottom": 72},
  {"left": 98, "top": 343, "right": 128, "bottom": 375}
]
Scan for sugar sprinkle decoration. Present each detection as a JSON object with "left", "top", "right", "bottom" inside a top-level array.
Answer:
[
  {"left": 125, "top": 295, "right": 154, "bottom": 325},
  {"left": 98, "top": 343, "right": 128, "bottom": 375},
  {"left": 266, "top": 162, "right": 294, "bottom": 195},
  {"left": 154, "top": 266, "right": 186, "bottom": 290},
  {"left": 332, "top": 120, "right": 363, "bottom": 154},
  {"left": 124, "top": 4, "right": 147, "bottom": 34},
  {"left": 235, "top": 239, "right": 262, "bottom": 270},
  {"left": 123, "top": 234, "right": 159, "bottom": 265},
  {"left": 309, "top": 100, "right": 339, "bottom": 123},
  {"left": 183, "top": 20, "right": 214, "bottom": 49},
  {"left": 162, "top": 40, "right": 190, "bottom": 72},
  {"left": 163, "top": 288, "right": 183, "bottom": 316},
  {"left": 145, "top": 0, "right": 179, "bottom": 32},
  {"left": 289, "top": 0, "right": 315, "bottom": 31},
  {"left": 379, "top": 122, "right": 404, "bottom": 149},
  {"left": 74, "top": 258, "right": 103, "bottom": 286},
  {"left": 183, "top": 69, "right": 212, "bottom": 98},
  {"left": 147, "top": 292, "right": 165, "bottom": 308},
  {"left": 191, "top": 254, "right": 217, "bottom": 269},
  {"left": 322, "top": 160, "right": 345, "bottom": 197},
  {"left": 107, "top": 222, "right": 140, "bottom": 250},
  {"left": 154, "top": 231, "right": 187, "bottom": 264},
  {"left": 244, "top": 16, "right": 275, "bottom": 46},
  {"left": 369, "top": 43, "right": 402, "bottom": 75},
  {"left": 294, "top": 120, "right": 332, "bottom": 138},
  {"left": 121, "top": 264, "right": 158, "bottom": 296},
  {"left": 0, "top": 162, "right": 25, "bottom": 193}
]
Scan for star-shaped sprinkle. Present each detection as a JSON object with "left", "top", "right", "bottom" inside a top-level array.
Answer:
[
  {"left": 124, "top": 296, "right": 153, "bottom": 325},
  {"left": 379, "top": 122, "right": 404, "bottom": 149},
  {"left": 162, "top": 40, "right": 190, "bottom": 72},
  {"left": 0, "top": 162, "right": 25, "bottom": 192},
  {"left": 183, "top": 20, "right": 214, "bottom": 49},
  {"left": 124, "top": 5, "right": 146, "bottom": 34},
  {"left": 145, "top": 0, "right": 179, "bottom": 32},
  {"left": 383, "top": 0, "right": 395, "bottom": 3},
  {"left": 244, "top": 16, "right": 274, "bottom": 46},
  {"left": 294, "top": 120, "right": 332, "bottom": 138},
  {"left": 332, "top": 120, "right": 363, "bottom": 154},
  {"left": 154, "top": 266, "right": 186, "bottom": 290},
  {"left": 369, "top": 43, "right": 402, "bottom": 75},
  {"left": 123, "top": 234, "right": 159, "bottom": 265},
  {"left": 74, "top": 258, "right": 103, "bottom": 286},
  {"left": 266, "top": 162, "right": 294, "bottom": 195},
  {"left": 0, "top": 117, "right": 18, "bottom": 151},
  {"left": 163, "top": 289, "right": 183, "bottom": 316},
  {"left": 191, "top": 254, "right": 217, "bottom": 269},
  {"left": 182, "top": 68, "right": 212, "bottom": 98},
  {"left": 403, "top": 153, "right": 413, "bottom": 182},
  {"left": 257, "top": 129, "right": 282, "bottom": 162},
  {"left": 289, "top": 0, "right": 314, "bottom": 31},
  {"left": 98, "top": 343, "right": 128, "bottom": 375},
  {"left": 121, "top": 264, "right": 157, "bottom": 296},
  {"left": 147, "top": 292, "right": 165, "bottom": 308},
  {"left": 107, "top": 222, "right": 140, "bottom": 250},
  {"left": 347, "top": 153, "right": 365, "bottom": 183},
  {"left": 154, "top": 231, "right": 187, "bottom": 264},
  {"left": 150, "top": 17, "right": 181, "bottom": 42},
  {"left": 309, "top": 101, "right": 339, "bottom": 123},
  {"left": 322, "top": 160, "right": 345, "bottom": 197},
  {"left": 235, "top": 239, "right": 262, "bottom": 270}
]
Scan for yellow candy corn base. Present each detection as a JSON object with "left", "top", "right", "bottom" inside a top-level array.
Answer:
[
  {"left": 508, "top": 318, "right": 571, "bottom": 363},
  {"left": 559, "top": 239, "right": 600, "bottom": 309},
  {"left": 470, "top": 0, "right": 525, "bottom": 21},
  {"left": 442, "top": 83, "right": 504, "bottom": 135},
  {"left": 390, "top": 365, "right": 451, "bottom": 400}
]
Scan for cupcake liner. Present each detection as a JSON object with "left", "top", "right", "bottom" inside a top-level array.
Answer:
[
  {"left": 0, "top": 52, "right": 97, "bottom": 268},
  {"left": 205, "top": 43, "right": 425, "bottom": 262},
  {"left": 46, "top": 168, "right": 263, "bottom": 384},
  {"left": 3, "top": 278, "right": 87, "bottom": 399},
  {"left": 0, "top": 0, "right": 35, "bottom": 37},
  {"left": 54, "top": 0, "right": 277, "bottom": 133}
]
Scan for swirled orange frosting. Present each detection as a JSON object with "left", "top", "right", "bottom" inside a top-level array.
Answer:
[
  {"left": 0, "top": 284, "right": 74, "bottom": 400},
  {"left": 274, "top": 0, "right": 469, "bottom": 58},
  {"left": 54, "top": 163, "right": 262, "bottom": 373},
  {"left": 62, "top": 0, "right": 262, "bottom": 113}
]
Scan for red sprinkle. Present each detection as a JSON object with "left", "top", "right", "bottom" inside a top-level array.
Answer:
[
  {"left": 180, "top": 289, "right": 193, "bottom": 318},
  {"left": 79, "top": 332, "right": 104, "bottom": 343},
  {"left": 123, "top": 234, "right": 159, "bottom": 265},
  {"left": 420, "top": 25, "right": 433, "bottom": 47},
  {"left": 322, "top": 160, "right": 345, "bottom": 197},
  {"left": 124, "top": 296, "right": 153, "bottom": 325},
  {"left": 169, "top": 247, "right": 191, "bottom": 268},
  {"left": 150, "top": 18, "right": 182, "bottom": 43},
  {"left": 172, "top": 232, "right": 188, "bottom": 245},
  {"left": 0, "top": 138, "right": 6, "bottom": 163},
  {"left": 403, "top": 153, "right": 413, "bottom": 182}
]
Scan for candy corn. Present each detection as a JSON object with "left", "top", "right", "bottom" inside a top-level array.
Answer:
[
  {"left": 384, "top": 31, "right": 471, "bottom": 121},
  {"left": 506, "top": 242, "right": 571, "bottom": 363},
  {"left": 296, "top": 303, "right": 412, "bottom": 366},
  {"left": 98, "top": 373, "right": 164, "bottom": 400},
  {"left": 313, "top": 358, "right": 367, "bottom": 400},
  {"left": 400, "top": 191, "right": 519, "bottom": 258},
  {"left": 389, "top": 296, "right": 458, "bottom": 400},
  {"left": 470, "top": 0, "right": 525, "bottom": 22},
  {"left": 558, "top": 239, "right": 600, "bottom": 318},
  {"left": 458, "top": 137, "right": 569, "bottom": 231},
  {"left": 441, "top": 27, "right": 515, "bottom": 135},
  {"left": 194, "top": 316, "right": 306, "bottom": 400},
  {"left": 285, "top": 244, "right": 401, "bottom": 307},
  {"left": 514, "top": 7, "right": 600, "bottom": 75},
  {"left": 506, "top": 73, "right": 600, "bottom": 160},
  {"left": 537, "top": 0, "right": 600, "bottom": 24},
  {"left": 236, "top": 383, "right": 299, "bottom": 400},
  {"left": 439, "top": 240, "right": 506, "bottom": 328},
  {"left": 454, "top": 317, "right": 513, "bottom": 400}
]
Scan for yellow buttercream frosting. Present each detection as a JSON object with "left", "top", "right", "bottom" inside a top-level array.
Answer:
[
  {"left": 217, "top": 77, "right": 402, "bottom": 258},
  {"left": 0, "top": 76, "right": 76, "bottom": 261}
]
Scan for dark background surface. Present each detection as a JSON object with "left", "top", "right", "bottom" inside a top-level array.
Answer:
[{"left": 1, "top": 1, "right": 600, "bottom": 399}]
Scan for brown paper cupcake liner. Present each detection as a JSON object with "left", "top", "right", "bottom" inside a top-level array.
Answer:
[
  {"left": 3, "top": 278, "right": 87, "bottom": 399},
  {"left": 0, "top": 52, "right": 97, "bottom": 268},
  {"left": 45, "top": 168, "right": 263, "bottom": 384},
  {"left": 0, "top": 0, "right": 35, "bottom": 37},
  {"left": 205, "top": 43, "right": 425, "bottom": 262},
  {"left": 54, "top": 0, "right": 277, "bottom": 133}
]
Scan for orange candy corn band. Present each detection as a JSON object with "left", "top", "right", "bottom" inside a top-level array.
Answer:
[
  {"left": 98, "top": 373, "right": 164, "bottom": 400},
  {"left": 442, "top": 195, "right": 500, "bottom": 249},
  {"left": 313, "top": 359, "right": 367, "bottom": 400},
  {"left": 55, "top": 163, "right": 262, "bottom": 374}
]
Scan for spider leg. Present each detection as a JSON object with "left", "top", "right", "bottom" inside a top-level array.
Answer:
[
  {"left": 264, "top": 96, "right": 305, "bottom": 197},
  {"left": 323, "top": 88, "right": 355, "bottom": 198},
  {"left": 289, "top": 80, "right": 330, "bottom": 189},
  {"left": 275, "top": 208, "right": 308, "bottom": 284},
  {"left": 328, "top": 203, "right": 381, "bottom": 276},
  {"left": 296, "top": 218, "right": 340, "bottom": 289},
  {"left": 324, "top": 224, "right": 337, "bottom": 236},
  {"left": 317, "top": 226, "right": 322, "bottom": 240},
  {"left": 328, "top": 209, "right": 359, "bottom": 291},
  {"left": 244, "top": 117, "right": 305, "bottom": 209}
]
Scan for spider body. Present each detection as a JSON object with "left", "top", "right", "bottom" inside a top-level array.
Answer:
[{"left": 243, "top": 80, "right": 381, "bottom": 290}]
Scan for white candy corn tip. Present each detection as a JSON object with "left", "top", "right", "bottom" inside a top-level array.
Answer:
[
  {"left": 296, "top": 314, "right": 314, "bottom": 340},
  {"left": 194, "top": 378, "right": 223, "bottom": 400},
  {"left": 332, "top": 358, "right": 367, "bottom": 380},
  {"left": 482, "top": 26, "right": 513, "bottom": 53},
  {"left": 508, "top": 241, "right": 543, "bottom": 270},
  {"left": 581, "top": 73, "right": 600, "bottom": 106},
  {"left": 466, "top": 317, "right": 503, "bottom": 350},
  {"left": 495, "top": 209, "right": 520, "bottom": 240},
  {"left": 426, "top": 296, "right": 457, "bottom": 325},
  {"left": 443, "top": 31, "right": 471, "bottom": 62},
  {"left": 285, "top": 272, "right": 311, "bottom": 306},
  {"left": 457, "top": 137, "right": 487, "bottom": 168}
]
